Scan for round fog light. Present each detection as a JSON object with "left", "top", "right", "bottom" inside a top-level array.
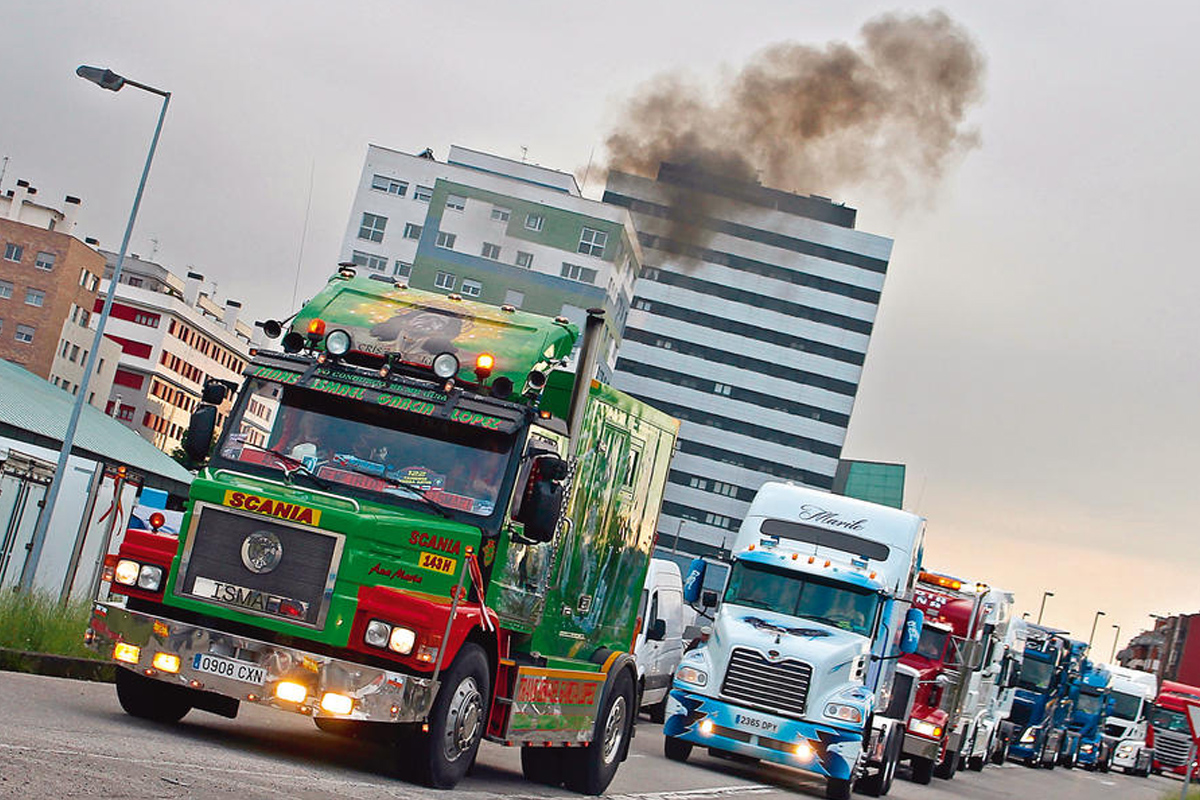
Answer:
[{"left": 364, "top": 619, "right": 391, "bottom": 648}]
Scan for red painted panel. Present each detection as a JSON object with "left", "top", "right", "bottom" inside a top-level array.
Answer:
[{"left": 112, "top": 368, "right": 145, "bottom": 389}]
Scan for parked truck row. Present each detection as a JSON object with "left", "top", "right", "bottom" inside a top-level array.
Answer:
[{"left": 84, "top": 269, "right": 1183, "bottom": 798}]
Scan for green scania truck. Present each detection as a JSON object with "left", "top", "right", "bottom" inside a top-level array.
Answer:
[{"left": 86, "top": 268, "right": 678, "bottom": 793}]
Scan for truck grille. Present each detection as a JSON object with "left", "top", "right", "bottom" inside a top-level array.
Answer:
[
  {"left": 1154, "top": 728, "right": 1192, "bottom": 767},
  {"left": 175, "top": 504, "right": 342, "bottom": 629},
  {"left": 720, "top": 647, "right": 812, "bottom": 718},
  {"left": 884, "top": 671, "right": 914, "bottom": 719}
]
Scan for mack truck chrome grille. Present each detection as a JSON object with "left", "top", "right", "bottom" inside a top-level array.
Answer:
[
  {"left": 176, "top": 504, "right": 343, "bottom": 629},
  {"left": 720, "top": 647, "right": 812, "bottom": 718},
  {"left": 1154, "top": 728, "right": 1192, "bottom": 767}
]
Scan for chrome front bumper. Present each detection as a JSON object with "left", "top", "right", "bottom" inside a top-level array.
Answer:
[{"left": 87, "top": 602, "right": 436, "bottom": 723}]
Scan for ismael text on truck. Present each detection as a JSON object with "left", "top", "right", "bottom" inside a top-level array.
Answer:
[
  {"left": 85, "top": 270, "right": 679, "bottom": 793},
  {"left": 662, "top": 482, "right": 926, "bottom": 800}
]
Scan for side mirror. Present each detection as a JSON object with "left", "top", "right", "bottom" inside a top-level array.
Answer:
[
  {"left": 702, "top": 590, "right": 719, "bottom": 609},
  {"left": 183, "top": 405, "right": 218, "bottom": 463},
  {"left": 900, "top": 608, "right": 924, "bottom": 655},
  {"left": 646, "top": 618, "right": 667, "bottom": 641},
  {"left": 513, "top": 454, "right": 566, "bottom": 543},
  {"left": 683, "top": 557, "right": 706, "bottom": 604},
  {"left": 202, "top": 381, "right": 228, "bottom": 404}
]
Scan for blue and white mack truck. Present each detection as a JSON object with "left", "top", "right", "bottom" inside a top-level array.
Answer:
[{"left": 662, "top": 483, "right": 926, "bottom": 800}]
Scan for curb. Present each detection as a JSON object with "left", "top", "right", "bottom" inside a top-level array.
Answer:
[{"left": 0, "top": 648, "right": 115, "bottom": 683}]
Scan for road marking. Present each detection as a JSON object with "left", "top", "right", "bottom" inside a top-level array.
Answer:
[{"left": 500, "top": 785, "right": 773, "bottom": 800}]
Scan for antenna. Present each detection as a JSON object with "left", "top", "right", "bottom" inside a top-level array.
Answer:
[
  {"left": 0, "top": 156, "right": 8, "bottom": 189},
  {"left": 520, "top": 146, "right": 528, "bottom": 163},
  {"left": 581, "top": 145, "right": 596, "bottom": 194},
  {"left": 149, "top": 237, "right": 160, "bottom": 260},
  {"left": 291, "top": 157, "right": 316, "bottom": 310}
]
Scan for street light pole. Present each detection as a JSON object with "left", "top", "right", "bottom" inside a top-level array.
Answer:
[
  {"left": 18, "top": 67, "right": 170, "bottom": 592},
  {"left": 1088, "top": 610, "right": 1107, "bottom": 648},
  {"left": 1037, "top": 591, "right": 1054, "bottom": 624},
  {"left": 1111, "top": 624, "right": 1121, "bottom": 663}
]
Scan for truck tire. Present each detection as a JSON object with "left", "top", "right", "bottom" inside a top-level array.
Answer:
[
  {"left": 664, "top": 735, "right": 692, "bottom": 762},
  {"left": 934, "top": 749, "right": 958, "bottom": 780},
  {"left": 646, "top": 696, "right": 668, "bottom": 724},
  {"left": 1042, "top": 738, "right": 1057, "bottom": 771},
  {"left": 115, "top": 668, "right": 192, "bottom": 723},
  {"left": 856, "top": 724, "right": 900, "bottom": 796},
  {"left": 563, "top": 668, "right": 635, "bottom": 795},
  {"left": 408, "top": 643, "right": 489, "bottom": 789},
  {"left": 825, "top": 777, "right": 852, "bottom": 800},
  {"left": 521, "top": 747, "right": 564, "bottom": 786},
  {"left": 910, "top": 756, "right": 934, "bottom": 784}
]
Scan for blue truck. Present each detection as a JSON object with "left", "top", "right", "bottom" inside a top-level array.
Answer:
[
  {"left": 1005, "top": 625, "right": 1085, "bottom": 768},
  {"left": 1070, "top": 659, "right": 1113, "bottom": 770}
]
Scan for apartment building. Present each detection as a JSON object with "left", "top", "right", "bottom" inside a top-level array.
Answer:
[
  {"left": 339, "top": 145, "right": 642, "bottom": 381},
  {"left": 0, "top": 179, "right": 118, "bottom": 408}
]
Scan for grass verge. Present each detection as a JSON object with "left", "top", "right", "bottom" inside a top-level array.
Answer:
[{"left": 0, "top": 589, "right": 99, "bottom": 659}]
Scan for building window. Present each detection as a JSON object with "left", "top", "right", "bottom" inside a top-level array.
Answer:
[
  {"left": 524, "top": 213, "right": 544, "bottom": 232},
  {"left": 351, "top": 250, "right": 388, "bottom": 272},
  {"left": 70, "top": 344, "right": 80, "bottom": 362},
  {"left": 118, "top": 405, "right": 135, "bottom": 421},
  {"left": 578, "top": 227, "right": 608, "bottom": 257},
  {"left": 358, "top": 212, "right": 387, "bottom": 243},
  {"left": 689, "top": 476, "right": 708, "bottom": 490},
  {"left": 371, "top": 174, "right": 408, "bottom": 196},
  {"left": 0, "top": 280, "right": 11, "bottom": 300},
  {"left": 25, "top": 288, "right": 45, "bottom": 307},
  {"left": 14, "top": 324, "right": 34, "bottom": 343},
  {"left": 394, "top": 261, "right": 413, "bottom": 278},
  {"left": 133, "top": 311, "right": 160, "bottom": 327},
  {"left": 481, "top": 242, "right": 501, "bottom": 260},
  {"left": 560, "top": 262, "right": 597, "bottom": 285},
  {"left": 127, "top": 276, "right": 145, "bottom": 288},
  {"left": 4, "top": 243, "right": 22, "bottom": 262},
  {"left": 515, "top": 251, "right": 534, "bottom": 268},
  {"left": 491, "top": 207, "right": 511, "bottom": 223},
  {"left": 446, "top": 194, "right": 466, "bottom": 212},
  {"left": 436, "top": 231, "right": 456, "bottom": 250},
  {"left": 403, "top": 222, "right": 423, "bottom": 239},
  {"left": 634, "top": 299, "right": 652, "bottom": 311},
  {"left": 504, "top": 289, "right": 524, "bottom": 308},
  {"left": 414, "top": 185, "right": 433, "bottom": 202},
  {"left": 461, "top": 279, "right": 482, "bottom": 298},
  {"left": 434, "top": 271, "right": 456, "bottom": 290},
  {"left": 713, "top": 382, "right": 732, "bottom": 396},
  {"left": 35, "top": 251, "right": 55, "bottom": 271}
]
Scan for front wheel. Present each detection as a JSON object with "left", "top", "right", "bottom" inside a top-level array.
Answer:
[
  {"left": 825, "top": 777, "right": 852, "bottom": 800},
  {"left": 115, "top": 668, "right": 192, "bottom": 723},
  {"left": 934, "top": 749, "right": 958, "bottom": 780},
  {"left": 910, "top": 755, "right": 934, "bottom": 784},
  {"left": 407, "top": 643, "right": 489, "bottom": 789},
  {"left": 664, "top": 735, "right": 692, "bottom": 762},
  {"left": 563, "top": 669, "right": 635, "bottom": 795}
]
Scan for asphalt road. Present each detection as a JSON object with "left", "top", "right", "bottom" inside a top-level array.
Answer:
[{"left": 0, "top": 671, "right": 1178, "bottom": 800}]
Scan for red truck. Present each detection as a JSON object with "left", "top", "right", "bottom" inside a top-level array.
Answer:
[
  {"left": 1148, "top": 680, "right": 1200, "bottom": 776},
  {"left": 894, "top": 570, "right": 989, "bottom": 783}
]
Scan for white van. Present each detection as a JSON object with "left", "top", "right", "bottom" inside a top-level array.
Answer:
[{"left": 635, "top": 558, "right": 685, "bottom": 722}]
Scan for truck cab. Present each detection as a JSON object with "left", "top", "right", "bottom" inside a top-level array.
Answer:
[
  {"left": 86, "top": 275, "right": 679, "bottom": 794},
  {"left": 1005, "top": 624, "right": 1077, "bottom": 768},
  {"left": 661, "top": 483, "right": 925, "bottom": 800},
  {"left": 1069, "top": 660, "right": 1112, "bottom": 770},
  {"left": 1104, "top": 664, "right": 1157, "bottom": 776},
  {"left": 1149, "top": 680, "right": 1200, "bottom": 776}
]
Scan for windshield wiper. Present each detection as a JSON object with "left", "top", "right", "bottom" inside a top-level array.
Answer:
[
  {"left": 235, "top": 442, "right": 333, "bottom": 491},
  {"left": 336, "top": 463, "right": 453, "bottom": 519}
]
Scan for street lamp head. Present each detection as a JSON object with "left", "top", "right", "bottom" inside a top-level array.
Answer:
[
  {"left": 1097, "top": 610, "right": 1106, "bottom": 617},
  {"left": 76, "top": 65, "right": 125, "bottom": 92},
  {"left": 1045, "top": 591, "right": 1054, "bottom": 597}
]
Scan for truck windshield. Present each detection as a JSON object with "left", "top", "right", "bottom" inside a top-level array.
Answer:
[
  {"left": 1018, "top": 658, "right": 1054, "bottom": 692},
  {"left": 1149, "top": 705, "right": 1190, "bottom": 733},
  {"left": 214, "top": 378, "right": 517, "bottom": 519},
  {"left": 1109, "top": 691, "right": 1142, "bottom": 721},
  {"left": 915, "top": 627, "right": 949, "bottom": 661},
  {"left": 723, "top": 560, "right": 879, "bottom": 637},
  {"left": 1076, "top": 691, "right": 1104, "bottom": 716}
]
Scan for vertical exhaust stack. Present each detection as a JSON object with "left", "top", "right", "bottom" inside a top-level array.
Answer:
[
  {"left": 61, "top": 196, "right": 82, "bottom": 234},
  {"left": 184, "top": 271, "right": 204, "bottom": 306},
  {"left": 8, "top": 179, "right": 29, "bottom": 221},
  {"left": 566, "top": 308, "right": 606, "bottom": 441},
  {"left": 222, "top": 299, "right": 242, "bottom": 332}
]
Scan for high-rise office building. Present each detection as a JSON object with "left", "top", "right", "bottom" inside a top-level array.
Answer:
[{"left": 604, "top": 164, "right": 894, "bottom": 560}]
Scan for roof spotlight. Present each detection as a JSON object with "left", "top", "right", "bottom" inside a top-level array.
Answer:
[
  {"left": 325, "top": 329, "right": 352, "bottom": 357},
  {"left": 432, "top": 352, "right": 460, "bottom": 379}
]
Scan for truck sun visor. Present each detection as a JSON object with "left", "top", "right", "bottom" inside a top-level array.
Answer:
[{"left": 759, "top": 518, "right": 890, "bottom": 562}]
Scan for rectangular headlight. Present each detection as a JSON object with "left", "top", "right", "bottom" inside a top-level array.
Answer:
[
  {"left": 364, "top": 619, "right": 391, "bottom": 648},
  {"left": 389, "top": 626, "right": 416, "bottom": 655},
  {"left": 1020, "top": 727, "right": 1037, "bottom": 744},
  {"left": 114, "top": 559, "right": 141, "bottom": 586},
  {"left": 676, "top": 666, "right": 708, "bottom": 686},
  {"left": 908, "top": 718, "right": 942, "bottom": 738},
  {"left": 825, "top": 703, "right": 863, "bottom": 724},
  {"left": 137, "top": 565, "right": 164, "bottom": 591}
]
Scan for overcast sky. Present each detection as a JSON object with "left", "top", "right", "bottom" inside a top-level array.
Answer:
[{"left": 3, "top": 0, "right": 1196, "bottom": 657}]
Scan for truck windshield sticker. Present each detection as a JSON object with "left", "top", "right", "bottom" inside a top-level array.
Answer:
[
  {"left": 742, "top": 616, "right": 831, "bottom": 639},
  {"left": 223, "top": 490, "right": 322, "bottom": 527},
  {"left": 760, "top": 517, "right": 890, "bottom": 562},
  {"left": 367, "top": 562, "right": 423, "bottom": 585}
]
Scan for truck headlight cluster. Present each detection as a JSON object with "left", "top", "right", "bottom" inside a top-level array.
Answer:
[
  {"left": 824, "top": 703, "right": 863, "bottom": 724},
  {"left": 676, "top": 666, "right": 708, "bottom": 687},
  {"left": 113, "top": 559, "right": 164, "bottom": 591},
  {"left": 364, "top": 619, "right": 416, "bottom": 655},
  {"left": 1081, "top": 743, "right": 1094, "bottom": 753},
  {"left": 908, "top": 718, "right": 942, "bottom": 739},
  {"left": 1019, "top": 726, "right": 1039, "bottom": 744},
  {"left": 1118, "top": 743, "right": 1136, "bottom": 756}
]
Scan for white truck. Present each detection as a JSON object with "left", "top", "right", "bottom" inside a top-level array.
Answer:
[
  {"left": 1104, "top": 664, "right": 1157, "bottom": 776},
  {"left": 662, "top": 482, "right": 926, "bottom": 799},
  {"left": 957, "top": 592, "right": 1024, "bottom": 770}
]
